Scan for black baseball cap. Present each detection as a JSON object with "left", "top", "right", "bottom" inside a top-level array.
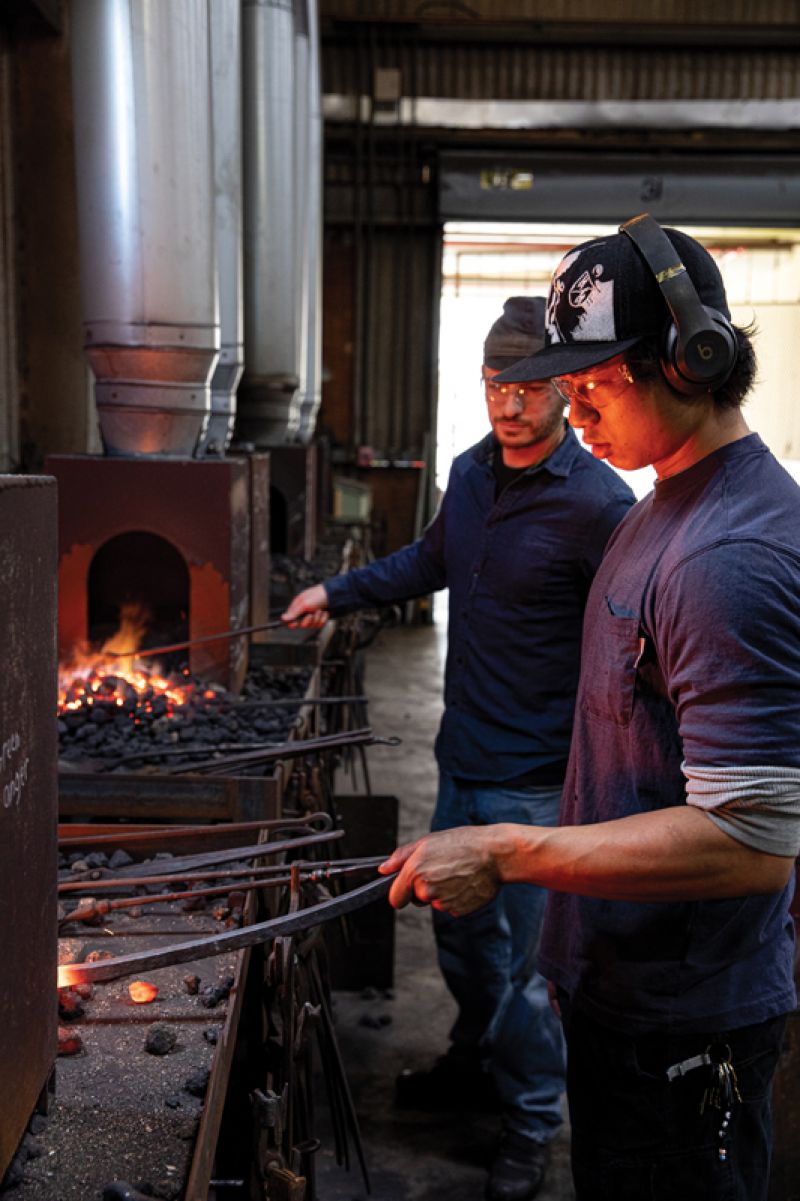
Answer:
[{"left": 495, "top": 220, "right": 731, "bottom": 383}]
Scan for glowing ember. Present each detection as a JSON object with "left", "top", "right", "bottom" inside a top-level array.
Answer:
[
  {"left": 57, "top": 963, "right": 82, "bottom": 990},
  {"left": 58, "top": 602, "right": 194, "bottom": 716},
  {"left": 129, "top": 980, "right": 159, "bottom": 1004}
]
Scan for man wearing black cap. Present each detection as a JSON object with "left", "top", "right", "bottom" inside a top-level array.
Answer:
[
  {"left": 284, "top": 296, "right": 635, "bottom": 1200},
  {"left": 381, "top": 217, "right": 800, "bottom": 1201}
]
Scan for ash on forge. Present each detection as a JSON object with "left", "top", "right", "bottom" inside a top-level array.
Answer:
[{"left": 47, "top": 455, "right": 265, "bottom": 692}]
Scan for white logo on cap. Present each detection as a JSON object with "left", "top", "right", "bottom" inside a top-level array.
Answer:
[
  {"left": 546, "top": 248, "right": 582, "bottom": 344},
  {"left": 565, "top": 260, "right": 616, "bottom": 342},
  {"left": 569, "top": 267, "right": 605, "bottom": 309},
  {"left": 547, "top": 248, "right": 616, "bottom": 345}
]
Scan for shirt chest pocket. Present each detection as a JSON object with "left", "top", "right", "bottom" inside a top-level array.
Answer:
[{"left": 581, "top": 598, "right": 642, "bottom": 728}]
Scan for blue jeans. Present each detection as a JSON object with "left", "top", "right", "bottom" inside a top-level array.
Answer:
[
  {"left": 560, "top": 996, "right": 787, "bottom": 1201},
  {"left": 431, "top": 770, "right": 566, "bottom": 1143}
]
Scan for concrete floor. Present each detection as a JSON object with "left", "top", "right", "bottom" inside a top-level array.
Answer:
[{"left": 315, "top": 615, "right": 576, "bottom": 1201}]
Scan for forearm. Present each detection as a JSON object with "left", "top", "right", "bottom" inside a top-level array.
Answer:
[
  {"left": 493, "top": 805, "right": 794, "bottom": 902},
  {"left": 381, "top": 805, "right": 794, "bottom": 914},
  {"left": 326, "top": 539, "right": 445, "bottom": 614}
]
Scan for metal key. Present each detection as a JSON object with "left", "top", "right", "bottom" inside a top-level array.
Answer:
[{"left": 700, "top": 1045, "right": 741, "bottom": 1161}]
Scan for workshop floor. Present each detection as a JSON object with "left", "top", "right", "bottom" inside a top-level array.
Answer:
[{"left": 316, "top": 612, "right": 576, "bottom": 1201}]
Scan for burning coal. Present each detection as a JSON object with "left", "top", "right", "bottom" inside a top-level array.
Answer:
[
  {"left": 129, "top": 980, "right": 159, "bottom": 1004},
  {"left": 58, "top": 640, "right": 312, "bottom": 770},
  {"left": 58, "top": 602, "right": 195, "bottom": 716}
]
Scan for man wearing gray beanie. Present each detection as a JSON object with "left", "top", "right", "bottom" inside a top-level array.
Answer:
[
  {"left": 285, "top": 296, "right": 635, "bottom": 1200},
  {"left": 483, "top": 294, "right": 548, "bottom": 366}
]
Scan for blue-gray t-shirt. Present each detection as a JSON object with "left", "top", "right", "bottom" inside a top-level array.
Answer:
[{"left": 540, "top": 434, "right": 799, "bottom": 1033}]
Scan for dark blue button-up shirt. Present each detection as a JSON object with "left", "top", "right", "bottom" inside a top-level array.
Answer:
[{"left": 325, "top": 427, "right": 635, "bottom": 783}]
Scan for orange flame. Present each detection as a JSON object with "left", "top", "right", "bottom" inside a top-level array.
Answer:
[
  {"left": 128, "top": 980, "right": 159, "bottom": 1004},
  {"left": 58, "top": 602, "right": 194, "bottom": 715}
]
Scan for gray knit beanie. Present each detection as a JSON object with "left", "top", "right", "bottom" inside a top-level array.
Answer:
[{"left": 483, "top": 296, "right": 546, "bottom": 370}]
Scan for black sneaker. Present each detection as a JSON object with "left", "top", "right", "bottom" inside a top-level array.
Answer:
[
  {"left": 485, "top": 1132, "right": 550, "bottom": 1201},
  {"left": 394, "top": 1053, "right": 501, "bottom": 1112}
]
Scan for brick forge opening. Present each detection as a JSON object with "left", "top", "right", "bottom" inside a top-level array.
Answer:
[
  {"left": 47, "top": 456, "right": 259, "bottom": 691},
  {"left": 89, "top": 531, "right": 191, "bottom": 650}
]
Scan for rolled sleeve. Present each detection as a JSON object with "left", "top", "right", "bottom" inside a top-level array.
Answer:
[{"left": 684, "top": 761, "right": 800, "bottom": 856}]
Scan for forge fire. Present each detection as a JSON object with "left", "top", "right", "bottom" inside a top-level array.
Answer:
[
  {"left": 58, "top": 602, "right": 196, "bottom": 716},
  {"left": 57, "top": 603, "right": 312, "bottom": 772}
]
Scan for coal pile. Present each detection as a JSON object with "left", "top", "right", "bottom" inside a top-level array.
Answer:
[{"left": 58, "top": 665, "right": 312, "bottom": 772}]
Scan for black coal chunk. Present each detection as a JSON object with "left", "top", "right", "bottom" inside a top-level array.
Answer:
[
  {"left": 144, "top": 1024, "right": 177, "bottom": 1056},
  {"left": 184, "top": 1067, "right": 210, "bottom": 1098}
]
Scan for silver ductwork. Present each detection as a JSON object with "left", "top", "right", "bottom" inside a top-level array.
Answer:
[
  {"left": 70, "top": 0, "right": 219, "bottom": 458},
  {"left": 239, "top": 0, "right": 302, "bottom": 446},
  {"left": 197, "top": 0, "right": 244, "bottom": 457},
  {"left": 296, "top": 0, "right": 322, "bottom": 445},
  {"left": 292, "top": 0, "right": 310, "bottom": 442}
]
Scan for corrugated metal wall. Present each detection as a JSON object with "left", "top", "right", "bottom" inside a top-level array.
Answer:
[
  {"left": 322, "top": 222, "right": 440, "bottom": 458},
  {"left": 323, "top": 43, "right": 800, "bottom": 103},
  {"left": 320, "top": 1, "right": 800, "bottom": 26}
]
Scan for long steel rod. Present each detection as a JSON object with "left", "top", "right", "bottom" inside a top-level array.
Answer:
[
  {"left": 195, "top": 694, "right": 369, "bottom": 712},
  {"left": 58, "top": 855, "right": 387, "bottom": 894},
  {"left": 168, "top": 728, "right": 399, "bottom": 776},
  {"left": 59, "top": 862, "right": 382, "bottom": 926},
  {"left": 61, "top": 829, "right": 344, "bottom": 884},
  {"left": 105, "top": 619, "right": 288, "bottom": 659},
  {"left": 101, "top": 727, "right": 396, "bottom": 774},
  {"left": 58, "top": 813, "right": 331, "bottom": 849},
  {"left": 59, "top": 874, "right": 395, "bottom": 985}
]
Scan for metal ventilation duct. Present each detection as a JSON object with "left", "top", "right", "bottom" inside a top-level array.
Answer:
[
  {"left": 197, "top": 0, "right": 244, "bottom": 457},
  {"left": 239, "top": 0, "right": 302, "bottom": 447},
  {"left": 70, "top": 0, "right": 219, "bottom": 458},
  {"left": 296, "top": 0, "right": 322, "bottom": 445},
  {"left": 292, "top": 0, "right": 311, "bottom": 443}
]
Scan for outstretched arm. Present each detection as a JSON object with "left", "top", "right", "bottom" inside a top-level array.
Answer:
[{"left": 379, "top": 805, "right": 795, "bottom": 915}]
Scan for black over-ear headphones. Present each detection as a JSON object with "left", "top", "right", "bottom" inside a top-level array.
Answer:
[{"left": 619, "top": 213, "right": 737, "bottom": 396}]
